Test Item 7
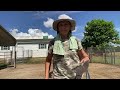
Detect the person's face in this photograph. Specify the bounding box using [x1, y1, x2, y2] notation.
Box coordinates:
[57, 21, 72, 36]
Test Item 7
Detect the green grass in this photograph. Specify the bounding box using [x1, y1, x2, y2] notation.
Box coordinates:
[115, 52, 120, 56]
[114, 52, 120, 65]
[0, 63, 7, 70]
[114, 57, 120, 65]
[91, 56, 105, 63]
[91, 54, 120, 65]
[23, 57, 46, 64]
[0, 59, 5, 65]
[8, 52, 120, 65]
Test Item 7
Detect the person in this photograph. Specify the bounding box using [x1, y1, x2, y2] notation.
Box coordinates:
[45, 18, 90, 79]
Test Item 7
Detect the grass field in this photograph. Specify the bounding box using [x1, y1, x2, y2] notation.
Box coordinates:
[91, 52, 120, 65]
[20, 57, 46, 64]
[0, 52, 120, 69]
[0, 59, 8, 70]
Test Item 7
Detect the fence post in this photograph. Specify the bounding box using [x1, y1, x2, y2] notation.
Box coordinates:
[89, 47, 92, 63]
[4, 52, 5, 64]
[104, 49, 107, 64]
[113, 48, 115, 64]
[14, 45, 17, 68]
[10, 51, 12, 65]
[28, 50, 29, 58]
[14, 51, 16, 68]
[23, 50, 24, 60]
[110, 49, 113, 64]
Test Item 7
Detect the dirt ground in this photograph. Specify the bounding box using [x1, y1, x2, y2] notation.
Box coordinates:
[0, 63, 120, 79]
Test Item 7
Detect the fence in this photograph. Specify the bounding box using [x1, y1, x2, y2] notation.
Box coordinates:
[16, 49, 48, 63]
[87, 47, 120, 65]
[0, 49, 47, 64]
[16, 50, 32, 63]
[0, 51, 14, 68]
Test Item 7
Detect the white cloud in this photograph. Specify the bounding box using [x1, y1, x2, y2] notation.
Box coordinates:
[28, 28, 43, 36]
[43, 18, 54, 28]
[48, 35, 54, 38]
[10, 28, 54, 39]
[73, 26, 78, 32]
[17, 32, 31, 37]
[10, 29, 19, 36]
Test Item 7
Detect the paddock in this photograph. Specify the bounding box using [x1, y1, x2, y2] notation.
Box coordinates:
[0, 63, 120, 79]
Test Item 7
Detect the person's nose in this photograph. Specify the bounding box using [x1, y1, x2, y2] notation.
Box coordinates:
[61, 25, 66, 30]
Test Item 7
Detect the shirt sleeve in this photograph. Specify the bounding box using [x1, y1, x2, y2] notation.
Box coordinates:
[76, 38, 83, 50]
[48, 39, 54, 54]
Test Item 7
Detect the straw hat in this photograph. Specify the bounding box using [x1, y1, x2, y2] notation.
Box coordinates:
[53, 19, 76, 31]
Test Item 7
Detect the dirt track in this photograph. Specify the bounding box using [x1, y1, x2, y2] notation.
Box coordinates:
[0, 63, 120, 79]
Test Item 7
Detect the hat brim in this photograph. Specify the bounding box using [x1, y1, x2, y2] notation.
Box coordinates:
[53, 19, 76, 31]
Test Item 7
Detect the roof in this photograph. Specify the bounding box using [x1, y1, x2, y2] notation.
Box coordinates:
[0, 25, 16, 46]
[17, 39, 52, 44]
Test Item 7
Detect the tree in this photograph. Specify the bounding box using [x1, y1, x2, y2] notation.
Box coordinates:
[82, 19, 119, 49]
[112, 39, 120, 44]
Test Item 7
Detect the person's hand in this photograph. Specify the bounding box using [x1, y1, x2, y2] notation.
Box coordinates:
[80, 59, 90, 63]
[80, 59, 90, 73]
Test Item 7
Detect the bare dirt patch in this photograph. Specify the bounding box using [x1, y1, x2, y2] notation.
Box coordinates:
[0, 63, 120, 79]
[89, 63, 120, 79]
[0, 64, 44, 79]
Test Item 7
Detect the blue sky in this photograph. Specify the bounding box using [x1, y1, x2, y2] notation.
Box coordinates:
[0, 11, 120, 40]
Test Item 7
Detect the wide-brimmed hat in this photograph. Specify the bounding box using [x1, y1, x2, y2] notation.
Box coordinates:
[53, 19, 76, 31]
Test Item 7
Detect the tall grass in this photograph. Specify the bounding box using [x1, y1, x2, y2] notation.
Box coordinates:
[23, 57, 46, 64]
[91, 56, 105, 63]
[91, 52, 120, 65]
[0, 59, 7, 69]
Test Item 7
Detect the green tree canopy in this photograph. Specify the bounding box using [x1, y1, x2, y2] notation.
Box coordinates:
[112, 39, 120, 44]
[82, 19, 119, 49]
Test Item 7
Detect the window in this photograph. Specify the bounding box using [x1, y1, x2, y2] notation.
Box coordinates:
[39, 44, 46, 49]
[1, 46, 10, 50]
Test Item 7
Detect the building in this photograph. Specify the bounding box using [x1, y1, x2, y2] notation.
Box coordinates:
[0, 25, 16, 68]
[16, 38, 51, 58]
[0, 25, 53, 66]
[0, 35, 52, 59]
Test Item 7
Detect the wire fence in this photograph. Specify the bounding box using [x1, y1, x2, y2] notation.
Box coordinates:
[87, 47, 120, 65]
[0, 51, 12, 64]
